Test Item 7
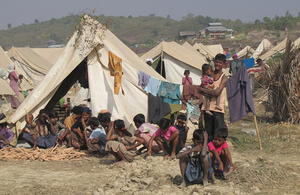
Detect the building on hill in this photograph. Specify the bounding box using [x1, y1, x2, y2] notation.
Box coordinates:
[179, 31, 196, 40]
[200, 23, 232, 39]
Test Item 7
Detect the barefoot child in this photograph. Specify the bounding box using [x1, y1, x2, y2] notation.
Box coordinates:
[49, 111, 71, 147]
[133, 113, 160, 155]
[23, 113, 38, 149]
[174, 114, 189, 146]
[177, 129, 213, 187]
[105, 119, 144, 164]
[86, 117, 106, 154]
[201, 64, 222, 116]
[147, 118, 182, 159]
[208, 128, 235, 179]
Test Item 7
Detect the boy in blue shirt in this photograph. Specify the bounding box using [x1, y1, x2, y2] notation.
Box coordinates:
[175, 114, 189, 146]
[86, 117, 106, 154]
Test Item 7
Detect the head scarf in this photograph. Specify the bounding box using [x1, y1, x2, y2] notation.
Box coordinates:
[7, 63, 15, 73]
[82, 107, 91, 115]
[232, 54, 239, 60]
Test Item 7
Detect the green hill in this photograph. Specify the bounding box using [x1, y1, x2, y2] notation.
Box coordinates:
[0, 12, 299, 55]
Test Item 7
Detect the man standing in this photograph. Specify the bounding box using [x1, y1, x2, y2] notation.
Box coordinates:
[198, 54, 228, 142]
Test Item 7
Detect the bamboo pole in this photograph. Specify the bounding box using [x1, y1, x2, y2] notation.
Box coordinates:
[253, 115, 262, 150]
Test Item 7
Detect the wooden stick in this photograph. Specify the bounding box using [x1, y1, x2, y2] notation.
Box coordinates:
[254, 115, 262, 150]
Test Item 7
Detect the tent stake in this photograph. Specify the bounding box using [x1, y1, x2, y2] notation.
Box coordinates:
[254, 115, 262, 150]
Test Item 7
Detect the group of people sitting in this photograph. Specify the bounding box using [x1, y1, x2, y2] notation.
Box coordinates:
[0, 53, 237, 187]
[1, 102, 236, 187]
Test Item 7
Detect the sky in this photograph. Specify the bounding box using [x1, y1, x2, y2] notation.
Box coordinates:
[0, 0, 300, 30]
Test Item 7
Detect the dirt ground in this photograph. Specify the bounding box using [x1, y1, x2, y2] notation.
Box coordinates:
[1, 97, 300, 195]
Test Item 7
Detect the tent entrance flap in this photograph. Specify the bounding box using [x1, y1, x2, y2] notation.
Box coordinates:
[153, 57, 166, 79]
[45, 60, 87, 111]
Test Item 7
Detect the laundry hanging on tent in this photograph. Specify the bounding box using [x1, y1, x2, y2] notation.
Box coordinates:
[148, 93, 171, 123]
[108, 51, 124, 95]
[138, 71, 151, 89]
[158, 81, 181, 104]
[229, 60, 243, 76]
[181, 85, 203, 110]
[227, 64, 256, 123]
[144, 76, 160, 96]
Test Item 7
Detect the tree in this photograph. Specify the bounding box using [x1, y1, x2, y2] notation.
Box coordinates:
[35, 19, 39, 24]
[7, 23, 12, 29]
[167, 15, 171, 19]
[128, 15, 132, 19]
[254, 19, 261, 25]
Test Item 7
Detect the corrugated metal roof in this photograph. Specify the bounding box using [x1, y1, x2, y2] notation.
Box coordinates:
[206, 26, 227, 31]
[179, 31, 196, 36]
[209, 23, 222, 26]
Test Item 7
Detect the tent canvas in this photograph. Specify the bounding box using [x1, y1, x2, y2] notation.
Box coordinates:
[230, 46, 255, 60]
[141, 41, 207, 85]
[8, 47, 53, 85]
[9, 15, 166, 133]
[260, 38, 287, 61]
[252, 39, 273, 59]
[32, 48, 64, 65]
[0, 46, 33, 91]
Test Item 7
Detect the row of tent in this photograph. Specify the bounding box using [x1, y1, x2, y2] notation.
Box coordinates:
[1, 15, 298, 132]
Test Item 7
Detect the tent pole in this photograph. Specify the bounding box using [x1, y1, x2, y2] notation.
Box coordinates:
[254, 115, 262, 150]
[160, 52, 164, 76]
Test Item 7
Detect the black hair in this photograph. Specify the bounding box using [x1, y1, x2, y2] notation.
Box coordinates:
[176, 114, 187, 121]
[114, 119, 132, 137]
[49, 110, 58, 119]
[158, 118, 170, 129]
[193, 129, 205, 141]
[202, 64, 212, 75]
[98, 112, 111, 123]
[214, 128, 228, 139]
[71, 106, 82, 115]
[256, 58, 262, 63]
[39, 109, 48, 116]
[133, 114, 145, 124]
[89, 117, 100, 127]
[215, 53, 226, 63]
[184, 70, 190, 75]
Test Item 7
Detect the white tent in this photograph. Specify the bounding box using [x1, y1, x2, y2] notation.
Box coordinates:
[141, 41, 207, 85]
[229, 46, 255, 60]
[252, 39, 273, 59]
[260, 38, 287, 61]
[9, 15, 166, 132]
[32, 47, 64, 65]
[0, 46, 33, 92]
[0, 78, 15, 114]
[8, 47, 53, 85]
[182, 42, 230, 76]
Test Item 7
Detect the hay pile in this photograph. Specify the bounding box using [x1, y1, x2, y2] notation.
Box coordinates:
[259, 37, 300, 123]
[0, 145, 87, 161]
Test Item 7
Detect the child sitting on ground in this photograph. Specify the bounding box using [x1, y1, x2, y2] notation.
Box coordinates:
[133, 113, 160, 155]
[177, 129, 213, 187]
[105, 119, 144, 164]
[147, 118, 182, 159]
[208, 128, 235, 180]
[174, 114, 189, 146]
[23, 113, 38, 149]
[201, 64, 222, 115]
[98, 111, 115, 135]
[86, 117, 106, 154]
[49, 111, 71, 147]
